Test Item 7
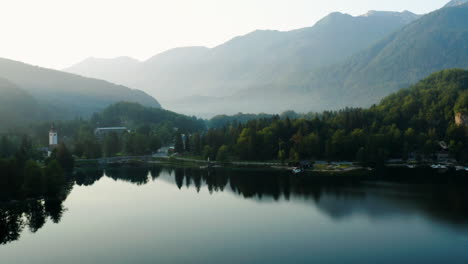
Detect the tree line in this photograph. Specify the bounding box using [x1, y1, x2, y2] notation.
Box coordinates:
[70, 102, 204, 158]
[12, 102, 206, 159]
[0, 135, 73, 201]
[177, 69, 468, 165]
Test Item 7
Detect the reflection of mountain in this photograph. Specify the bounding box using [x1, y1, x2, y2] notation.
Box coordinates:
[74, 166, 468, 231]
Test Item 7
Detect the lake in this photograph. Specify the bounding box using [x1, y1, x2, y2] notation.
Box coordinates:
[1, 166, 468, 264]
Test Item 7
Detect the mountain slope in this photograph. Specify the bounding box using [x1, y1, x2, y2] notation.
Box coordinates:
[444, 0, 468, 7]
[64, 56, 141, 87]
[0, 58, 161, 119]
[65, 10, 419, 111]
[303, 3, 468, 108]
[93, 102, 205, 132]
[375, 69, 468, 130]
[0, 77, 43, 129]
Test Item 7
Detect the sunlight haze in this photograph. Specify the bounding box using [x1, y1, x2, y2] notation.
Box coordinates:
[0, 0, 449, 69]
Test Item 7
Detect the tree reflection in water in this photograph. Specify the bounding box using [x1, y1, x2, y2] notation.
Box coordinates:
[0, 175, 73, 244]
[1, 166, 467, 245]
[96, 166, 468, 228]
[77, 166, 468, 228]
[0, 194, 69, 244]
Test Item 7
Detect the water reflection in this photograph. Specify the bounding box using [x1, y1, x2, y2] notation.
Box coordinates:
[76, 166, 468, 228]
[0, 178, 73, 245]
[0, 198, 68, 245]
[1, 166, 467, 245]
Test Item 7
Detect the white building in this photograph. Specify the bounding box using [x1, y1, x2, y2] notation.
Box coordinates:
[49, 125, 58, 146]
[48, 125, 58, 157]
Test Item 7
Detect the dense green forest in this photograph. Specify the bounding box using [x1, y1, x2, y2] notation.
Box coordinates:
[1, 70, 466, 169]
[179, 70, 468, 164]
[0, 135, 73, 201]
[0, 102, 194, 202]
[17, 102, 206, 159]
[207, 112, 307, 129]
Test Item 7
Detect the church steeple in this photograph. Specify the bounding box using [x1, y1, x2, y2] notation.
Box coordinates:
[49, 123, 58, 146]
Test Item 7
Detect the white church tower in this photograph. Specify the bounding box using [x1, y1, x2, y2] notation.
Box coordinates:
[47, 124, 58, 157]
[49, 124, 58, 147]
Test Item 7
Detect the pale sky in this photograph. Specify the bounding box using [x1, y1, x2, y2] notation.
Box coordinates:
[0, 0, 449, 69]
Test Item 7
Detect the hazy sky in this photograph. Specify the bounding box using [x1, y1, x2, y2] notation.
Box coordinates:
[0, 0, 449, 69]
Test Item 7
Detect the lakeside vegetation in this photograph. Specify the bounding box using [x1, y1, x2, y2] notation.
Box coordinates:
[0, 70, 466, 176]
[0, 136, 73, 201]
[179, 70, 467, 165]
[9, 102, 205, 159]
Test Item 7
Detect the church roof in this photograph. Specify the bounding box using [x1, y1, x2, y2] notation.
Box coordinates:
[49, 124, 57, 133]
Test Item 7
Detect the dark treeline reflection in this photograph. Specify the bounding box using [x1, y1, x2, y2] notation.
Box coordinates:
[74, 166, 468, 229]
[0, 182, 72, 245]
[3, 167, 467, 245]
[74, 167, 163, 186]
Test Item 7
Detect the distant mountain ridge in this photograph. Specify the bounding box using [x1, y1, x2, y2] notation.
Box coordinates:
[300, 2, 468, 108]
[0, 57, 161, 125]
[65, 10, 420, 116]
[65, 2, 468, 117]
[65, 56, 141, 88]
[444, 0, 468, 7]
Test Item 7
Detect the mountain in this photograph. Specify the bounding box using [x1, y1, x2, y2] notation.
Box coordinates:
[64, 56, 141, 87]
[0, 78, 43, 129]
[299, 2, 468, 109]
[0, 58, 161, 120]
[444, 0, 468, 7]
[65, 10, 419, 116]
[374, 69, 468, 130]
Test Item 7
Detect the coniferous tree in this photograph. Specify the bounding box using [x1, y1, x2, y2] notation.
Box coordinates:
[174, 133, 184, 153]
[53, 143, 74, 172]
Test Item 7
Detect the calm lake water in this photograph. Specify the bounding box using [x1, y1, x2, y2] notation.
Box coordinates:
[1, 166, 468, 264]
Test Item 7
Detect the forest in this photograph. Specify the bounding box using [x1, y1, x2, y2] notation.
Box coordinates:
[1, 69, 466, 169]
[0, 135, 73, 201]
[0, 102, 206, 159]
[178, 69, 468, 165]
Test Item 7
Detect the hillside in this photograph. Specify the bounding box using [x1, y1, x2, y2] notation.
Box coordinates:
[0, 58, 161, 120]
[64, 3, 468, 117]
[186, 69, 468, 163]
[65, 10, 419, 115]
[92, 102, 205, 132]
[374, 69, 468, 131]
[304, 3, 468, 108]
[0, 78, 43, 130]
[61, 56, 141, 88]
[445, 0, 468, 7]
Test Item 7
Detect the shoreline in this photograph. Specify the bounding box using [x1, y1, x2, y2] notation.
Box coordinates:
[75, 155, 468, 174]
